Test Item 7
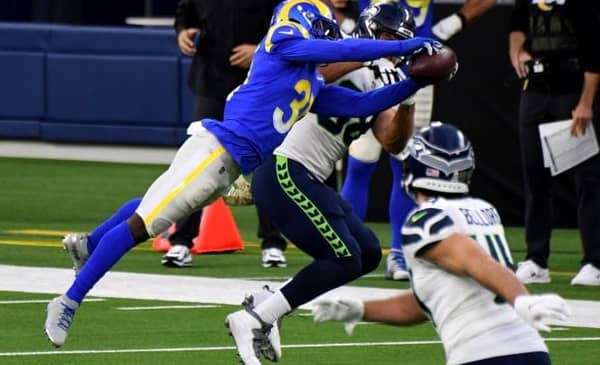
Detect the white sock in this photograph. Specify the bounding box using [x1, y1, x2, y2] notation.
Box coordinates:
[254, 290, 291, 324]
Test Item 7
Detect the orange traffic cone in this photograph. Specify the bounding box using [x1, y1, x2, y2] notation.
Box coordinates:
[191, 197, 244, 254]
[152, 224, 176, 252]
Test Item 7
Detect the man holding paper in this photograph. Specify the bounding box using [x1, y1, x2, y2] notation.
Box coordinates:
[508, 0, 600, 286]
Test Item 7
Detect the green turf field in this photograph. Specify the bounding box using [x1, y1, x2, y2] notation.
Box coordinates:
[1, 157, 599, 364]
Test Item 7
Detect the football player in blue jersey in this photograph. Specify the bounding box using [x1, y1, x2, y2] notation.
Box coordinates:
[344, 0, 495, 281]
[44, 0, 439, 351]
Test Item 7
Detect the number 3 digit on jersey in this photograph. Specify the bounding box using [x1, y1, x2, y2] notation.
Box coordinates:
[273, 79, 314, 133]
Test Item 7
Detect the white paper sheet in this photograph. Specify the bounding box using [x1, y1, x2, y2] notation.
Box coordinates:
[538, 120, 599, 176]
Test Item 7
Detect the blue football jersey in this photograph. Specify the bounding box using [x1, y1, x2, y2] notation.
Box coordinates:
[359, 0, 434, 37]
[202, 20, 426, 174]
[202, 22, 323, 174]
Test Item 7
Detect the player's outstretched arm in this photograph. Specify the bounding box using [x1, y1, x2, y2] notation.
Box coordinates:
[312, 293, 427, 335]
[432, 0, 496, 41]
[276, 36, 438, 64]
[372, 104, 415, 155]
[310, 78, 421, 118]
[420, 232, 571, 331]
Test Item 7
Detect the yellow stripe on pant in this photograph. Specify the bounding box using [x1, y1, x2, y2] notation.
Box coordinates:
[143, 146, 226, 226]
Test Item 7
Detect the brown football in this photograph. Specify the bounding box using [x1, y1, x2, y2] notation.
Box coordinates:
[408, 46, 458, 82]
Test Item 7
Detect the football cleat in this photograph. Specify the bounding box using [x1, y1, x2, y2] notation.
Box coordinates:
[63, 233, 90, 274]
[226, 309, 273, 365]
[515, 260, 550, 284]
[243, 286, 282, 361]
[571, 264, 600, 286]
[385, 248, 409, 281]
[44, 295, 79, 347]
[161, 245, 192, 268]
[261, 248, 287, 268]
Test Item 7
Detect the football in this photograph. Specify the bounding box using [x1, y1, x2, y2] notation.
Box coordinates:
[408, 46, 458, 82]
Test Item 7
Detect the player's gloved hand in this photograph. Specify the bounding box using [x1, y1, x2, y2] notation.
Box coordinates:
[432, 13, 465, 41]
[399, 37, 441, 56]
[312, 298, 364, 336]
[514, 294, 571, 332]
[223, 175, 254, 206]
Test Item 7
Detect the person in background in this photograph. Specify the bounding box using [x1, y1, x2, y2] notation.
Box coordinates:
[313, 122, 571, 365]
[342, 0, 495, 281]
[509, 0, 600, 286]
[165, 0, 285, 268]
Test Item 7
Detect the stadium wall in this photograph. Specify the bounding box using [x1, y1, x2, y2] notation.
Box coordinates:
[0, 22, 194, 146]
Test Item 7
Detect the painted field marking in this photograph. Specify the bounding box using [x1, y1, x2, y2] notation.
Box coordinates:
[2, 337, 600, 357]
[116, 304, 220, 311]
[0, 237, 262, 250]
[0, 298, 105, 305]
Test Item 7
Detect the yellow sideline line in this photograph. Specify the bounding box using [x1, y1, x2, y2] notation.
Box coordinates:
[0, 239, 261, 250]
[5, 229, 73, 236]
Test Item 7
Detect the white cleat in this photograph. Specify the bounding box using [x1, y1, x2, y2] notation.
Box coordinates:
[571, 264, 600, 286]
[161, 245, 193, 267]
[261, 248, 287, 268]
[515, 260, 551, 284]
[226, 310, 269, 365]
[63, 233, 89, 274]
[243, 286, 282, 362]
[44, 295, 78, 347]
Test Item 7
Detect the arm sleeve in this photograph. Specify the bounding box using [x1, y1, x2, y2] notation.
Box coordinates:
[274, 37, 430, 64]
[310, 78, 421, 118]
[174, 0, 202, 35]
[508, 0, 528, 34]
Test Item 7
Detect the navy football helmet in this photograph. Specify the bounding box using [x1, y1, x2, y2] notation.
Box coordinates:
[355, 1, 415, 40]
[401, 122, 475, 197]
[271, 0, 342, 40]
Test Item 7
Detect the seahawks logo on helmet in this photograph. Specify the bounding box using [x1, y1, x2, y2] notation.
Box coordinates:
[355, 1, 416, 40]
[401, 122, 475, 198]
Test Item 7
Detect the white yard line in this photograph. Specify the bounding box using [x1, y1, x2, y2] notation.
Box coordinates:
[0, 298, 105, 304]
[2, 337, 600, 357]
[116, 304, 220, 310]
[0, 264, 402, 310]
[2, 264, 600, 328]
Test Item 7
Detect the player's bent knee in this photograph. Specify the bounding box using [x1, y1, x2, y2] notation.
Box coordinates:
[337, 256, 364, 282]
[146, 217, 171, 238]
[127, 214, 150, 242]
[362, 245, 382, 274]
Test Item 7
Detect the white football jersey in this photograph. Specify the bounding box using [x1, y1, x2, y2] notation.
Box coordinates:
[402, 196, 547, 365]
[275, 58, 408, 181]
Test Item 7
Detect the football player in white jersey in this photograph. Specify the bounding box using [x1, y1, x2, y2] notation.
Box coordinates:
[312, 122, 571, 365]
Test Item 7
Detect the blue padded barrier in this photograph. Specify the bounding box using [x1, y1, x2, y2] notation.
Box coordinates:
[0, 51, 45, 119]
[48, 25, 178, 56]
[0, 22, 197, 146]
[41, 123, 177, 145]
[0, 23, 50, 51]
[0, 120, 40, 138]
[46, 54, 179, 125]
